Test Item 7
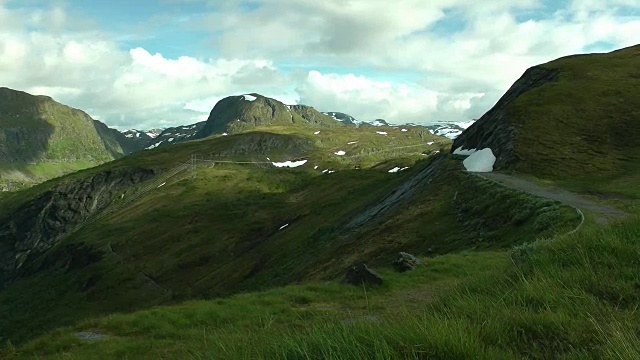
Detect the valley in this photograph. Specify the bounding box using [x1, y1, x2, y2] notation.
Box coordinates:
[0, 44, 639, 359]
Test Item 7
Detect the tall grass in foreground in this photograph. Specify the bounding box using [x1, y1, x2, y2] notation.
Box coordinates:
[9, 219, 640, 359]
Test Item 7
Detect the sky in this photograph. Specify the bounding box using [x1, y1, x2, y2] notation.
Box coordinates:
[0, 0, 639, 130]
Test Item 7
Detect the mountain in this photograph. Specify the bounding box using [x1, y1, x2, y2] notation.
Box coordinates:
[424, 123, 467, 139]
[121, 129, 153, 146]
[0, 87, 139, 190]
[452, 45, 640, 178]
[3, 47, 640, 360]
[145, 122, 205, 149]
[322, 111, 358, 125]
[194, 94, 341, 139]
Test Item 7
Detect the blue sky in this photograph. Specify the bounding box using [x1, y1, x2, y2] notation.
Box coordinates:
[1, 0, 639, 130]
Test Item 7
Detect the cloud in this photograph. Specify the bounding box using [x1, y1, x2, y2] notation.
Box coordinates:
[0, 0, 639, 130]
[296, 70, 484, 123]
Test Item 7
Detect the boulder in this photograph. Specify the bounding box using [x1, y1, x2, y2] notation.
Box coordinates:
[392, 252, 424, 272]
[345, 263, 383, 286]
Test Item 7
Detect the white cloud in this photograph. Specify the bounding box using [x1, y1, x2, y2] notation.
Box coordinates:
[297, 70, 484, 123]
[0, 1, 639, 130]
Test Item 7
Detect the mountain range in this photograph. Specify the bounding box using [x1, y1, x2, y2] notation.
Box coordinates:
[1, 45, 639, 359]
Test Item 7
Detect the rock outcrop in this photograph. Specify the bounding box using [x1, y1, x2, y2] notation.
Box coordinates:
[345, 263, 383, 286]
[392, 252, 424, 272]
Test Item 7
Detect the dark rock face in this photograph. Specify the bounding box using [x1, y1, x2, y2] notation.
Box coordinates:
[345, 263, 383, 286]
[0, 167, 155, 287]
[392, 252, 424, 272]
[451, 66, 559, 170]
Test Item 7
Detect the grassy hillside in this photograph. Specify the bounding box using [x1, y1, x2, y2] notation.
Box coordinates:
[8, 218, 638, 359]
[453, 45, 640, 193]
[511, 46, 640, 177]
[0, 88, 135, 190]
[0, 120, 579, 346]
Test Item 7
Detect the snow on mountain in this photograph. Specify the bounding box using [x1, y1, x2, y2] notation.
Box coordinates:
[322, 112, 358, 125]
[321, 111, 474, 139]
[423, 123, 469, 140]
[145, 121, 206, 150]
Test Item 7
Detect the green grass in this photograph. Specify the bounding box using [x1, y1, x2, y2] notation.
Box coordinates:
[505, 45, 640, 179]
[7, 218, 640, 359]
[0, 153, 578, 345]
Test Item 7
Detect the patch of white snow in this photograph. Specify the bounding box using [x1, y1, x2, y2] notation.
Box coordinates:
[334, 150, 346, 156]
[157, 182, 166, 188]
[168, 137, 175, 142]
[243, 94, 257, 101]
[272, 160, 308, 168]
[347, 141, 358, 145]
[376, 131, 388, 135]
[401, 129, 408, 132]
[463, 148, 496, 172]
[222, 133, 228, 136]
[388, 167, 401, 173]
[427, 141, 434, 145]
[314, 131, 321, 135]
[279, 224, 289, 230]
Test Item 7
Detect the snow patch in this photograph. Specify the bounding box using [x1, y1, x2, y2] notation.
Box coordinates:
[222, 133, 228, 136]
[243, 94, 257, 101]
[314, 131, 321, 135]
[401, 129, 408, 132]
[279, 224, 289, 230]
[168, 137, 175, 142]
[453, 147, 478, 156]
[157, 182, 166, 188]
[427, 141, 434, 145]
[334, 150, 346, 156]
[388, 167, 410, 173]
[146, 142, 161, 150]
[463, 148, 496, 172]
[314, 165, 319, 169]
[376, 131, 388, 135]
[272, 160, 308, 168]
[347, 141, 358, 145]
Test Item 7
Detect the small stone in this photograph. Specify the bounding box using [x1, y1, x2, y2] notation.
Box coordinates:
[392, 252, 424, 272]
[345, 263, 383, 286]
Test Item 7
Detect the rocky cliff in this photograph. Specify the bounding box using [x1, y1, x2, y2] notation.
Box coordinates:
[0, 167, 155, 287]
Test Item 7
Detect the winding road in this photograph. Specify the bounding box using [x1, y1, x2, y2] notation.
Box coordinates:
[476, 172, 627, 225]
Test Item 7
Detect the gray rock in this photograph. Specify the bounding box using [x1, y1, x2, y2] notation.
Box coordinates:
[392, 252, 424, 272]
[345, 263, 383, 286]
[76, 331, 108, 341]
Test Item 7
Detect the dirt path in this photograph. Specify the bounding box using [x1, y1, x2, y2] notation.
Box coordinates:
[477, 172, 627, 225]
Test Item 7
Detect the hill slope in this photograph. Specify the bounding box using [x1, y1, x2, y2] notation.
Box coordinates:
[0, 88, 139, 190]
[453, 45, 640, 180]
[0, 117, 582, 345]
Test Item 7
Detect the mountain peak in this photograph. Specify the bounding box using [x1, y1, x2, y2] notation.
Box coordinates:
[194, 94, 340, 139]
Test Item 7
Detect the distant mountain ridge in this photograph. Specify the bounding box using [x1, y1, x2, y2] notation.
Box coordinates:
[0, 87, 139, 189]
